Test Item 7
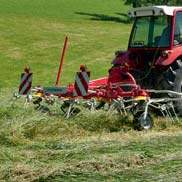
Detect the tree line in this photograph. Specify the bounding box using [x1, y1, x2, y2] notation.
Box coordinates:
[125, 0, 182, 8]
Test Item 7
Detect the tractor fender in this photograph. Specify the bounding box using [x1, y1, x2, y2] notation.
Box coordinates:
[112, 50, 137, 68]
[155, 46, 182, 66]
[112, 50, 128, 65]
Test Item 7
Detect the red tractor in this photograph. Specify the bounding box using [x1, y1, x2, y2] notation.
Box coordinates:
[111, 6, 182, 115]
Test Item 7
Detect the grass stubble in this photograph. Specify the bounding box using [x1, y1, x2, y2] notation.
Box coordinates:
[0, 90, 182, 181]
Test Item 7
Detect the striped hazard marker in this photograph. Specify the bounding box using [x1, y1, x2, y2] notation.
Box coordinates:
[19, 71, 33, 95]
[73, 71, 90, 97]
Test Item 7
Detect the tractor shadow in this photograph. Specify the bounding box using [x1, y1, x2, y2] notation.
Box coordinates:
[75, 12, 132, 24]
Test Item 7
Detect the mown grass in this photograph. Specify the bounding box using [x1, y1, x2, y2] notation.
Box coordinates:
[0, 89, 182, 181]
[1, 126, 182, 181]
[1, 0, 182, 181]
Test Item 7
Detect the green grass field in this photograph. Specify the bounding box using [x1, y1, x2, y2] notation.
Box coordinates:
[0, 0, 182, 181]
[0, 0, 131, 88]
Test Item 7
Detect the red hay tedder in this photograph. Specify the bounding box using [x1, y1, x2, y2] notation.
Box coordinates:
[16, 6, 182, 130]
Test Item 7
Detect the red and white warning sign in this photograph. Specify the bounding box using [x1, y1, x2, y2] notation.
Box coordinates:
[73, 71, 90, 97]
[19, 68, 32, 95]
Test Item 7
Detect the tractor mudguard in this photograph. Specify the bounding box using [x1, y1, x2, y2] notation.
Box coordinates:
[112, 50, 137, 69]
[112, 50, 128, 65]
[155, 46, 182, 66]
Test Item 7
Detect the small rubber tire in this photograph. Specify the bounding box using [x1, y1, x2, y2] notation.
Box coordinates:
[133, 112, 153, 131]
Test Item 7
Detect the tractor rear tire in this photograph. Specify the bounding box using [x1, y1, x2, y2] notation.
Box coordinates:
[155, 59, 182, 115]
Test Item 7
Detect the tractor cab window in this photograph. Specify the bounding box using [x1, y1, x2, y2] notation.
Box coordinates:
[174, 12, 182, 45]
[129, 16, 172, 48]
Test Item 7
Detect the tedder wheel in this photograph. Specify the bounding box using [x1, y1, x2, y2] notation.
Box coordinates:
[155, 59, 182, 115]
[133, 111, 153, 131]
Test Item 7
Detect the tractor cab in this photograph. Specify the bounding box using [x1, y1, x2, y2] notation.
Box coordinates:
[128, 6, 182, 48]
[129, 15, 172, 48]
[128, 6, 182, 68]
[112, 6, 182, 88]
